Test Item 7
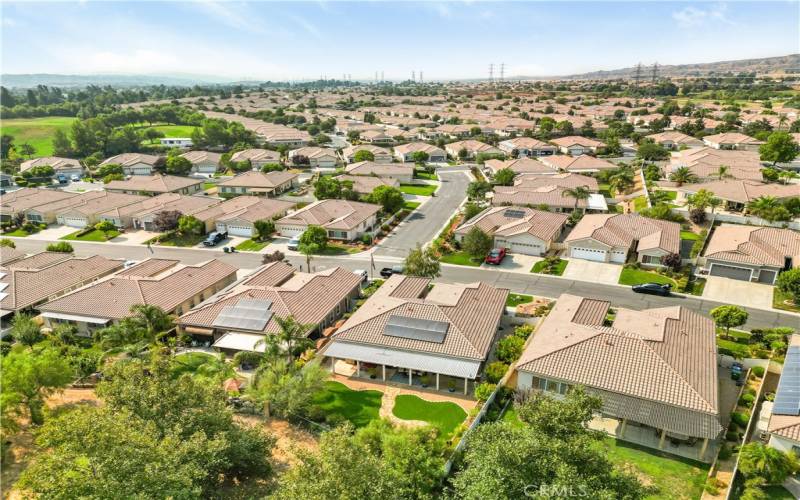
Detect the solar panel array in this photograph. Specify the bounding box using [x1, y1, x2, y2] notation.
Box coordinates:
[503, 209, 527, 219]
[213, 299, 273, 332]
[383, 314, 449, 344]
[773, 345, 800, 416]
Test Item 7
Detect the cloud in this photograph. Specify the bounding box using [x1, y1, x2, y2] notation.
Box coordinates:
[672, 3, 735, 28]
[192, 0, 266, 33]
[289, 15, 322, 40]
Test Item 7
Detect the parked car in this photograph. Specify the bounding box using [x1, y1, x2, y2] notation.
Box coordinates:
[202, 231, 227, 247]
[70, 174, 81, 182]
[353, 269, 368, 282]
[56, 174, 68, 184]
[485, 247, 507, 265]
[731, 362, 744, 381]
[380, 265, 404, 278]
[287, 235, 301, 251]
[631, 282, 671, 296]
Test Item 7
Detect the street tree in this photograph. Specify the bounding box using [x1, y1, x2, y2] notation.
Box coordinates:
[404, 243, 441, 278]
[710, 305, 748, 339]
[463, 227, 493, 260]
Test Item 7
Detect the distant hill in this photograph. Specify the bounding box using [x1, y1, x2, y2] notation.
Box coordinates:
[511, 54, 800, 81]
[0, 73, 239, 88]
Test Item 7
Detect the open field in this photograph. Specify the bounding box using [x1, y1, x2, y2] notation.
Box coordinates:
[1, 117, 77, 156]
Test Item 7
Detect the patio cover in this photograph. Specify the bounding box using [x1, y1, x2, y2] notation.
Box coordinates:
[323, 341, 482, 379]
[40, 312, 110, 325]
[212, 332, 266, 353]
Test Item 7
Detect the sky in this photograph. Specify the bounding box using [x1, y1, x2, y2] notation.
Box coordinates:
[1, 1, 798, 81]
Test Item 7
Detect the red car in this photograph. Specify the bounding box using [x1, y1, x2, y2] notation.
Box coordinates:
[485, 247, 507, 265]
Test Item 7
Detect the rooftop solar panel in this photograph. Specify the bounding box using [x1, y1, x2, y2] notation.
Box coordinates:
[773, 345, 800, 416]
[383, 314, 449, 343]
[212, 299, 273, 332]
[503, 209, 526, 219]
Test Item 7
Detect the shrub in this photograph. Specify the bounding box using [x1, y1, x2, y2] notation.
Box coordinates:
[0, 238, 15, 248]
[718, 444, 733, 460]
[739, 393, 756, 408]
[46, 242, 73, 253]
[752, 366, 765, 378]
[725, 430, 741, 442]
[513, 324, 534, 340]
[474, 382, 496, 402]
[484, 362, 509, 384]
[731, 411, 751, 428]
[496, 336, 525, 364]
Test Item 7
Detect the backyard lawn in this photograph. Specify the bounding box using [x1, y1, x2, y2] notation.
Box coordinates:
[440, 251, 481, 267]
[530, 258, 568, 276]
[773, 289, 800, 313]
[312, 381, 382, 428]
[236, 239, 269, 252]
[598, 437, 709, 500]
[618, 268, 676, 287]
[506, 293, 533, 308]
[680, 230, 700, 241]
[399, 184, 438, 196]
[1, 117, 77, 156]
[633, 196, 649, 212]
[392, 394, 466, 440]
[61, 229, 119, 242]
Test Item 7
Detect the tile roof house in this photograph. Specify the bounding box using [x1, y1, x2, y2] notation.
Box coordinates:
[538, 155, 618, 173]
[700, 224, 799, 284]
[191, 195, 294, 234]
[454, 206, 568, 256]
[55, 191, 148, 228]
[492, 173, 608, 212]
[20, 156, 83, 177]
[0, 253, 123, 321]
[341, 144, 393, 164]
[105, 174, 203, 196]
[498, 137, 557, 157]
[515, 294, 722, 460]
[668, 147, 764, 181]
[0, 246, 26, 266]
[323, 275, 509, 393]
[703, 133, 765, 151]
[276, 199, 380, 241]
[565, 213, 681, 266]
[288, 147, 338, 168]
[343, 161, 414, 183]
[1, 188, 79, 223]
[99, 193, 219, 230]
[217, 170, 299, 198]
[485, 158, 558, 176]
[645, 132, 704, 150]
[360, 129, 395, 145]
[180, 150, 222, 174]
[680, 179, 799, 209]
[230, 149, 282, 169]
[444, 140, 503, 160]
[99, 153, 160, 176]
[40, 259, 238, 336]
[393, 142, 447, 163]
[177, 262, 361, 352]
[334, 175, 399, 195]
[549, 136, 606, 155]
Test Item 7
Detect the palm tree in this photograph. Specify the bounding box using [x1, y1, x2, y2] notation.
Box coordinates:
[561, 185, 591, 210]
[709, 197, 723, 214]
[669, 166, 698, 187]
[255, 315, 315, 363]
[739, 442, 798, 484]
[778, 114, 789, 131]
[716, 165, 731, 180]
[609, 169, 634, 195]
[747, 195, 779, 218]
[778, 169, 798, 185]
[128, 304, 175, 345]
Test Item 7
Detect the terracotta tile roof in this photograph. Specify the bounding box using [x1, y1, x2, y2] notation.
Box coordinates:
[539, 155, 617, 172]
[670, 147, 763, 181]
[0, 247, 26, 265]
[277, 199, 380, 231]
[549, 136, 605, 148]
[342, 144, 392, 161]
[230, 149, 281, 163]
[289, 147, 337, 159]
[445, 140, 502, 155]
[116, 259, 178, 277]
[20, 156, 82, 173]
[393, 142, 445, 156]
[105, 175, 202, 194]
[40, 259, 237, 320]
[499, 137, 555, 150]
[192, 196, 293, 224]
[240, 261, 296, 287]
[704, 224, 800, 268]
[217, 170, 298, 189]
[344, 161, 413, 178]
[180, 150, 221, 165]
[566, 213, 680, 254]
[682, 179, 798, 204]
[485, 158, 557, 175]
[455, 206, 568, 243]
[646, 131, 702, 144]
[334, 175, 398, 194]
[517, 294, 721, 438]
[703, 132, 764, 146]
[100, 153, 160, 167]
[0, 188, 78, 215]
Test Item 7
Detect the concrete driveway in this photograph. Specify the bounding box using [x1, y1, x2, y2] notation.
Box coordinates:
[561, 259, 623, 285]
[703, 276, 774, 309]
[111, 230, 161, 245]
[482, 253, 542, 274]
[26, 225, 78, 240]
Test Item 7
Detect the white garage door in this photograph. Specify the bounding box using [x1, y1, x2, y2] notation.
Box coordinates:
[610, 250, 627, 263]
[570, 247, 607, 262]
[61, 216, 88, 228]
[279, 226, 305, 237]
[226, 224, 253, 237]
[508, 242, 543, 256]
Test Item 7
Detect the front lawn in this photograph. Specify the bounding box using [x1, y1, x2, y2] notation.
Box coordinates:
[773, 289, 800, 313]
[154, 232, 205, 247]
[236, 239, 269, 252]
[2, 229, 30, 237]
[316, 243, 360, 255]
[530, 258, 567, 276]
[414, 171, 438, 181]
[440, 251, 481, 267]
[399, 183, 438, 196]
[506, 293, 533, 308]
[618, 268, 677, 287]
[311, 381, 382, 428]
[403, 201, 421, 210]
[392, 394, 466, 441]
[598, 437, 709, 500]
[61, 229, 120, 242]
[680, 230, 700, 241]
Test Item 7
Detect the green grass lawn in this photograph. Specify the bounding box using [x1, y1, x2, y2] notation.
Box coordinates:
[399, 183, 438, 196]
[138, 124, 198, 142]
[312, 381, 382, 428]
[156, 232, 205, 247]
[618, 268, 677, 287]
[316, 243, 360, 255]
[1, 117, 77, 156]
[506, 293, 534, 308]
[2, 229, 31, 237]
[236, 239, 269, 252]
[530, 259, 568, 276]
[764, 485, 794, 499]
[440, 251, 481, 267]
[598, 437, 709, 500]
[414, 171, 438, 181]
[403, 201, 421, 210]
[203, 182, 216, 191]
[680, 230, 700, 241]
[773, 289, 800, 313]
[633, 196, 649, 212]
[501, 407, 525, 428]
[716, 337, 750, 358]
[392, 394, 466, 441]
[60, 229, 120, 242]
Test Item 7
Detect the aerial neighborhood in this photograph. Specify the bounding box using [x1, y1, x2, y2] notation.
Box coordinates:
[0, 1, 799, 497]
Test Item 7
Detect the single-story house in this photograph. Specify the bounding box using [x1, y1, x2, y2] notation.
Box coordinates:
[99, 193, 219, 230]
[99, 153, 160, 176]
[55, 191, 147, 228]
[445, 140, 502, 160]
[276, 199, 380, 241]
[668, 147, 764, 181]
[498, 137, 557, 157]
[549, 136, 606, 156]
[645, 132, 703, 150]
[454, 206, 568, 256]
[485, 158, 559, 177]
[702, 133, 765, 151]
[343, 161, 414, 183]
[105, 174, 203, 196]
[3, 188, 81, 224]
[394, 142, 447, 163]
[565, 213, 680, 265]
[177, 262, 361, 352]
[160, 137, 193, 148]
[432, 124, 475, 139]
[701, 224, 799, 284]
[192, 196, 294, 235]
[515, 294, 722, 461]
[323, 275, 508, 394]
[181, 150, 222, 174]
[217, 170, 299, 198]
[360, 130, 395, 145]
[230, 149, 282, 169]
[20, 156, 83, 177]
[257, 125, 311, 147]
[538, 155, 617, 173]
[492, 173, 608, 212]
[288, 147, 338, 168]
[334, 175, 399, 195]
[341, 145, 393, 164]
[40, 259, 238, 336]
[679, 179, 799, 211]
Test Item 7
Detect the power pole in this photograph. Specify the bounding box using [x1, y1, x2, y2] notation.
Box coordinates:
[412, 70, 416, 83]
[419, 70, 423, 83]
[633, 62, 643, 88]
[488, 63, 494, 83]
[500, 62, 505, 83]
[651, 62, 659, 83]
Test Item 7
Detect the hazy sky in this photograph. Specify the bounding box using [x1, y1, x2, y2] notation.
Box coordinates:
[2, 1, 798, 81]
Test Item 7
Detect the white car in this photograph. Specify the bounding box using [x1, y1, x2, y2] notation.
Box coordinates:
[353, 269, 368, 282]
[287, 235, 301, 251]
[70, 174, 81, 182]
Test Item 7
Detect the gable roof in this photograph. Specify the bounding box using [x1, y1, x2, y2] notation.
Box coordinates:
[456, 206, 568, 242]
[539, 155, 617, 172]
[681, 179, 798, 204]
[703, 224, 800, 268]
[703, 132, 764, 146]
[277, 199, 380, 231]
[344, 161, 413, 177]
[217, 170, 298, 189]
[100, 153, 160, 167]
[180, 150, 222, 165]
[20, 156, 82, 173]
[485, 158, 557, 175]
[549, 136, 605, 148]
[105, 175, 202, 194]
[566, 213, 680, 254]
[230, 149, 281, 163]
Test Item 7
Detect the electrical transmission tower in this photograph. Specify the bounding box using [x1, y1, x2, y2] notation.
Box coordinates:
[488, 63, 494, 83]
[380, 71, 384, 82]
[500, 63, 505, 83]
[412, 70, 416, 83]
[633, 63, 643, 88]
[651, 62, 659, 83]
[419, 71, 423, 83]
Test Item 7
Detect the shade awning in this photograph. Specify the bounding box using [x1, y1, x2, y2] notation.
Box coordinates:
[323, 341, 482, 379]
[587, 193, 609, 211]
[41, 312, 110, 325]
[212, 332, 266, 353]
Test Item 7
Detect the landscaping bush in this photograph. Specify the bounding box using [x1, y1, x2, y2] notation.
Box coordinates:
[731, 411, 751, 428]
[725, 430, 741, 442]
[739, 393, 756, 408]
[474, 382, 496, 402]
[46, 242, 73, 253]
[513, 324, 534, 340]
[484, 362, 509, 384]
[496, 336, 525, 364]
[752, 366, 765, 378]
[718, 444, 733, 460]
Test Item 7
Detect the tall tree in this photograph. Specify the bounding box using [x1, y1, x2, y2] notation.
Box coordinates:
[710, 305, 748, 339]
[404, 243, 441, 278]
[462, 227, 493, 260]
[10, 313, 44, 348]
[669, 166, 698, 186]
[561, 185, 591, 210]
[759, 132, 799, 165]
[1, 345, 73, 425]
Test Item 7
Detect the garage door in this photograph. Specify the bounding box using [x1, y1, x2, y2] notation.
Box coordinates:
[61, 216, 88, 228]
[710, 264, 752, 281]
[508, 242, 543, 256]
[227, 224, 253, 237]
[757, 270, 777, 284]
[610, 250, 627, 263]
[570, 247, 607, 262]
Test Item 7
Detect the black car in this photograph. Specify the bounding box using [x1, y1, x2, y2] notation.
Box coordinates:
[631, 282, 671, 296]
[202, 231, 228, 247]
[380, 265, 404, 278]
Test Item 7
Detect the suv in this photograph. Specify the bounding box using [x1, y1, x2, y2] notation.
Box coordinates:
[631, 282, 671, 296]
[380, 265, 404, 278]
[287, 235, 301, 251]
[202, 231, 227, 247]
[56, 174, 68, 184]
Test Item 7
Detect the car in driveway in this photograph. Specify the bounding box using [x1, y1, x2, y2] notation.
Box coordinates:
[380, 265, 404, 278]
[287, 235, 301, 251]
[631, 282, 671, 296]
[485, 248, 507, 265]
[202, 231, 227, 247]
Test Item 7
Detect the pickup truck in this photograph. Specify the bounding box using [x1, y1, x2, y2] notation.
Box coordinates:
[202, 231, 228, 247]
[380, 265, 404, 278]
